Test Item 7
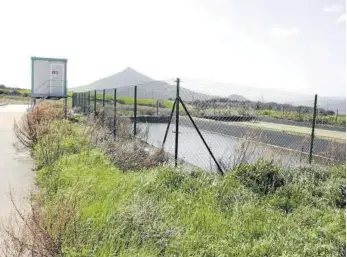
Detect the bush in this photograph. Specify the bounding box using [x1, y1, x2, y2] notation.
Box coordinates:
[266, 165, 346, 213]
[13, 103, 63, 150]
[116, 99, 126, 104]
[215, 173, 254, 212]
[105, 140, 168, 171]
[233, 160, 285, 195]
[140, 107, 155, 115]
[9, 90, 21, 96]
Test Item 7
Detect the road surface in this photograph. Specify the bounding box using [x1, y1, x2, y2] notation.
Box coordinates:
[0, 105, 33, 222]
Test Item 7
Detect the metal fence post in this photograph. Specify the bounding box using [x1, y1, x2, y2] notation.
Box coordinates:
[88, 91, 91, 114]
[102, 89, 105, 108]
[72, 93, 75, 108]
[179, 97, 224, 175]
[134, 86, 137, 136]
[83, 92, 86, 114]
[82, 93, 84, 111]
[309, 94, 318, 164]
[156, 100, 159, 116]
[64, 97, 67, 119]
[94, 90, 97, 114]
[114, 88, 117, 139]
[175, 78, 180, 167]
[81, 93, 83, 112]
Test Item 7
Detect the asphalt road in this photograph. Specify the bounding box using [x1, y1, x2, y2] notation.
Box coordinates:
[0, 105, 33, 222]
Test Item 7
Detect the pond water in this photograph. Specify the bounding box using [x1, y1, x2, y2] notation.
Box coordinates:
[138, 123, 310, 172]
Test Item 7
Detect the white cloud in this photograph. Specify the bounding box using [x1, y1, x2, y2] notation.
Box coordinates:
[335, 13, 346, 23]
[268, 27, 300, 37]
[323, 4, 343, 12]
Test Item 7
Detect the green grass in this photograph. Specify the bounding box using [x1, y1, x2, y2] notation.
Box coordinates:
[257, 109, 346, 127]
[92, 93, 174, 109]
[0, 88, 73, 97]
[32, 120, 346, 256]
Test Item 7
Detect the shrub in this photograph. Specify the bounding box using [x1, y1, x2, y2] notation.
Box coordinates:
[105, 140, 168, 171]
[266, 165, 346, 213]
[34, 121, 91, 169]
[116, 99, 126, 104]
[233, 160, 285, 195]
[215, 173, 254, 212]
[0, 192, 66, 256]
[13, 103, 62, 150]
[9, 90, 21, 96]
[142, 107, 155, 115]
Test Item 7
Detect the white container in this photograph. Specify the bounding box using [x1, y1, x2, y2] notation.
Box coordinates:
[31, 57, 67, 98]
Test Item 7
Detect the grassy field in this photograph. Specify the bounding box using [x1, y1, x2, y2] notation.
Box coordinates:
[4, 104, 344, 256]
[92, 93, 174, 109]
[35, 123, 346, 256]
[256, 109, 346, 128]
[0, 88, 73, 96]
[238, 121, 346, 142]
[0, 95, 32, 104]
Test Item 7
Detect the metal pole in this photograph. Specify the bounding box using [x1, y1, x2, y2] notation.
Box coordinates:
[309, 94, 318, 164]
[88, 91, 91, 114]
[85, 92, 87, 114]
[134, 86, 137, 136]
[114, 88, 117, 139]
[179, 97, 224, 175]
[102, 89, 105, 108]
[94, 90, 97, 114]
[72, 93, 75, 108]
[81, 93, 84, 112]
[83, 92, 86, 114]
[64, 97, 67, 119]
[162, 99, 177, 146]
[175, 78, 180, 167]
[156, 100, 159, 116]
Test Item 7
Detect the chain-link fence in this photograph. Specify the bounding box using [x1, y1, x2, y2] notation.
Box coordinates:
[72, 78, 346, 174]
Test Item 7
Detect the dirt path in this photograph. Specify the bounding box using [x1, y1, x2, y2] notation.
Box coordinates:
[0, 105, 33, 220]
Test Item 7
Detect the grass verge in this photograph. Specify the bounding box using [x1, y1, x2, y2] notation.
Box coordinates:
[2, 103, 346, 256]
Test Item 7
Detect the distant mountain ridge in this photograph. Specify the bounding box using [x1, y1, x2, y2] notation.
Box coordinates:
[228, 94, 248, 101]
[181, 78, 346, 114]
[71, 68, 346, 114]
[70, 67, 217, 101]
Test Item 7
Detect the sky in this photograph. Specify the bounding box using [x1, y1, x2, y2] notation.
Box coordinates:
[0, 0, 345, 97]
